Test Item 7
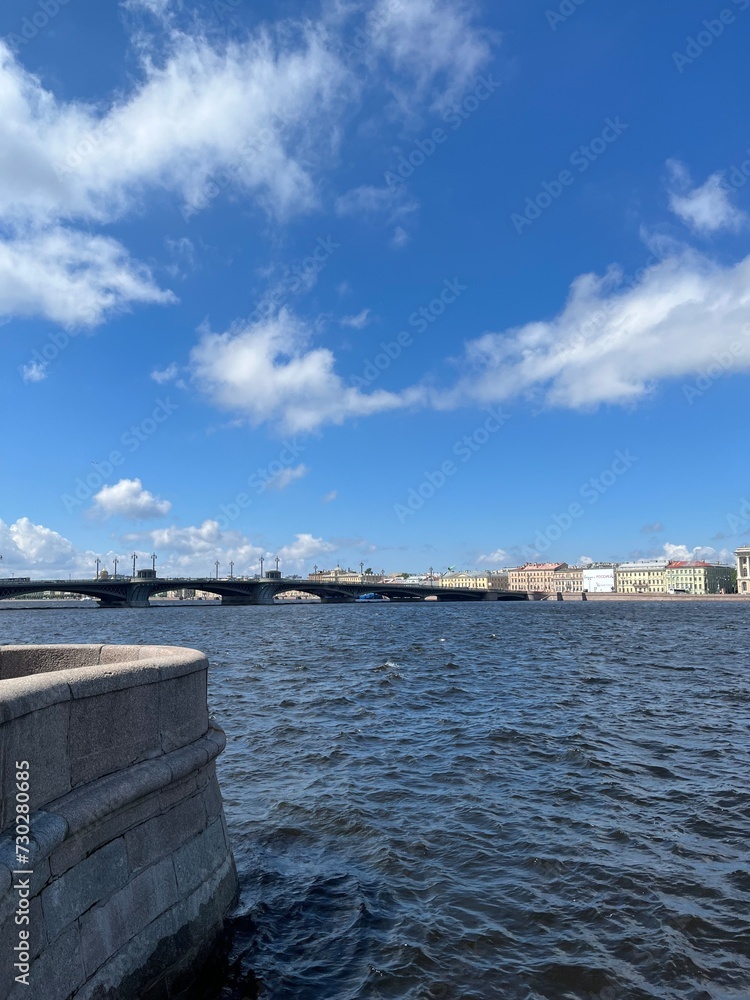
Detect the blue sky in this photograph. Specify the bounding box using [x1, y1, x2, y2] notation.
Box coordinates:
[1, 0, 749, 579]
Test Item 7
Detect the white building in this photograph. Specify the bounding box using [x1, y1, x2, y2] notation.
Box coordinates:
[736, 547, 750, 594]
[582, 565, 617, 593]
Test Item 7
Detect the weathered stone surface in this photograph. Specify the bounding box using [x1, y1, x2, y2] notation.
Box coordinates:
[80, 855, 179, 977]
[125, 792, 207, 874]
[159, 670, 208, 753]
[172, 817, 227, 896]
[0, 645, 101, 680]
[42, 838, 129, 943]
[7, 923, 85, 1000]
[70, 685, 161, 787]
[71, 908, 179, 1000]
[0, 644, 238, 1000]
[0, 702, 71, 828]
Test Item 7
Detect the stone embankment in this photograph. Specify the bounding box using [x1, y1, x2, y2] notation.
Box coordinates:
[0, 644, 238, 1000]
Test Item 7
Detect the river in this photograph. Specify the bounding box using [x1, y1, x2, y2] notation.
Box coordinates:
[2, 601, 749, 999]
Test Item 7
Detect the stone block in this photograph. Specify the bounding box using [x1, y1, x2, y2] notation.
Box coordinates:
[0, 702, 71, 828]
[7, 923, 84, 1000]
[202, 771, 224, 821]
[159, 670, 208, 753]
[0, 645, 101, 680]
[125, 793, 207, 874]
[70, 686, 161, 787]
[46, 758, 171, 839]
[97, 646, 143, 665]
[42, 838, 128, 943]
[72, 908, 178, 1000]
[49, 790, 160, 879]
[158, 772, 197, 813]
[80, 855, 178, 977]
[172, 818, 228, 897]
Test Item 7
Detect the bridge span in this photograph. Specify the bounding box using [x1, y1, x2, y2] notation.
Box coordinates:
[0, 577, 530, 608]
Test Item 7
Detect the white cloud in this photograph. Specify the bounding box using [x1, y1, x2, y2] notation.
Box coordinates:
[439, 246, 750, 411]
[189, 307, 424, 432]
[477, 548, 510, 565]
[340, 308, 372, 329]
[137, 519, 264, 575]
[0, 517, 81, 571]
[277, 533, 336, 569]
[662, 542, 732, 564]
[266, 464, 309, 491]
[0, 227, 174, 328]
[92, 478, 172, 520]
[151, 362, 180, 384]
[391, 225, 410, 248]
[0, 2, 494, 330]
[322, 490, 338, 503]
[579, 555, 594, 566]
[667, 160, 746, 234]
[20, 360, 47, 383]
[367, 0, 494, 115]
[335, 183, 417, 219]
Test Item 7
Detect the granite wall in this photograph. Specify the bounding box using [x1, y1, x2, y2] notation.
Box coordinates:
[0, 644, 238, 1000]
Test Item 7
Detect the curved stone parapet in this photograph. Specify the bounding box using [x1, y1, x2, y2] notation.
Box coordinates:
[0, 644, 238, 1000]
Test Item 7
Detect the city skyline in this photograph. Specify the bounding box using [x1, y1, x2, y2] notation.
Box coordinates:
[2, 1, 750, 578]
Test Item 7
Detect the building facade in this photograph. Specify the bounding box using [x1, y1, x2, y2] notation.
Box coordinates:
[737, 547, 750, 594]
[554, 566, 584, 592]
[440, 571, 509, 590]
[582, 565, 617, 593]
[615, 559, 668, 593]
[508, 563, 567, 592]
[666, 561, 736, 594]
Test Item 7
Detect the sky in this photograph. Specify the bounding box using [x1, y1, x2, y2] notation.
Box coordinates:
[1, 0, 750, 580]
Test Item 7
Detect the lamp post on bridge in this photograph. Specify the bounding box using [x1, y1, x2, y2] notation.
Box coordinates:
[259, 556, 264, 579]
[275, 556, 280, 574]
[360, 561, 364, 579]
[132, 552, 138, 577]
[113, 557, 118, 580]
[229, 561, 234, 579]
[151, 553, 157, 574]
[215, 561, 220, 580]
[95, 557, 101, 580]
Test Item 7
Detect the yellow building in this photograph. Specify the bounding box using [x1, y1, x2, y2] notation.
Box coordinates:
[615, 559, 668, 594]
[665, 561, 736, 594]
[508, 563, 567, 592]
[440, 571, 509, 590]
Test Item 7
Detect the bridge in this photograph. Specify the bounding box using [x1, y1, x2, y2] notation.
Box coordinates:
[0, 577, 530, 608]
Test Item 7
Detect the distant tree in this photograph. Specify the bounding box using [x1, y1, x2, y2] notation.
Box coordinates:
[365, 567, 373, 575]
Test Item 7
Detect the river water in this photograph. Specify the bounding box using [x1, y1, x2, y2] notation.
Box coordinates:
[2, 601, 749, 999]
